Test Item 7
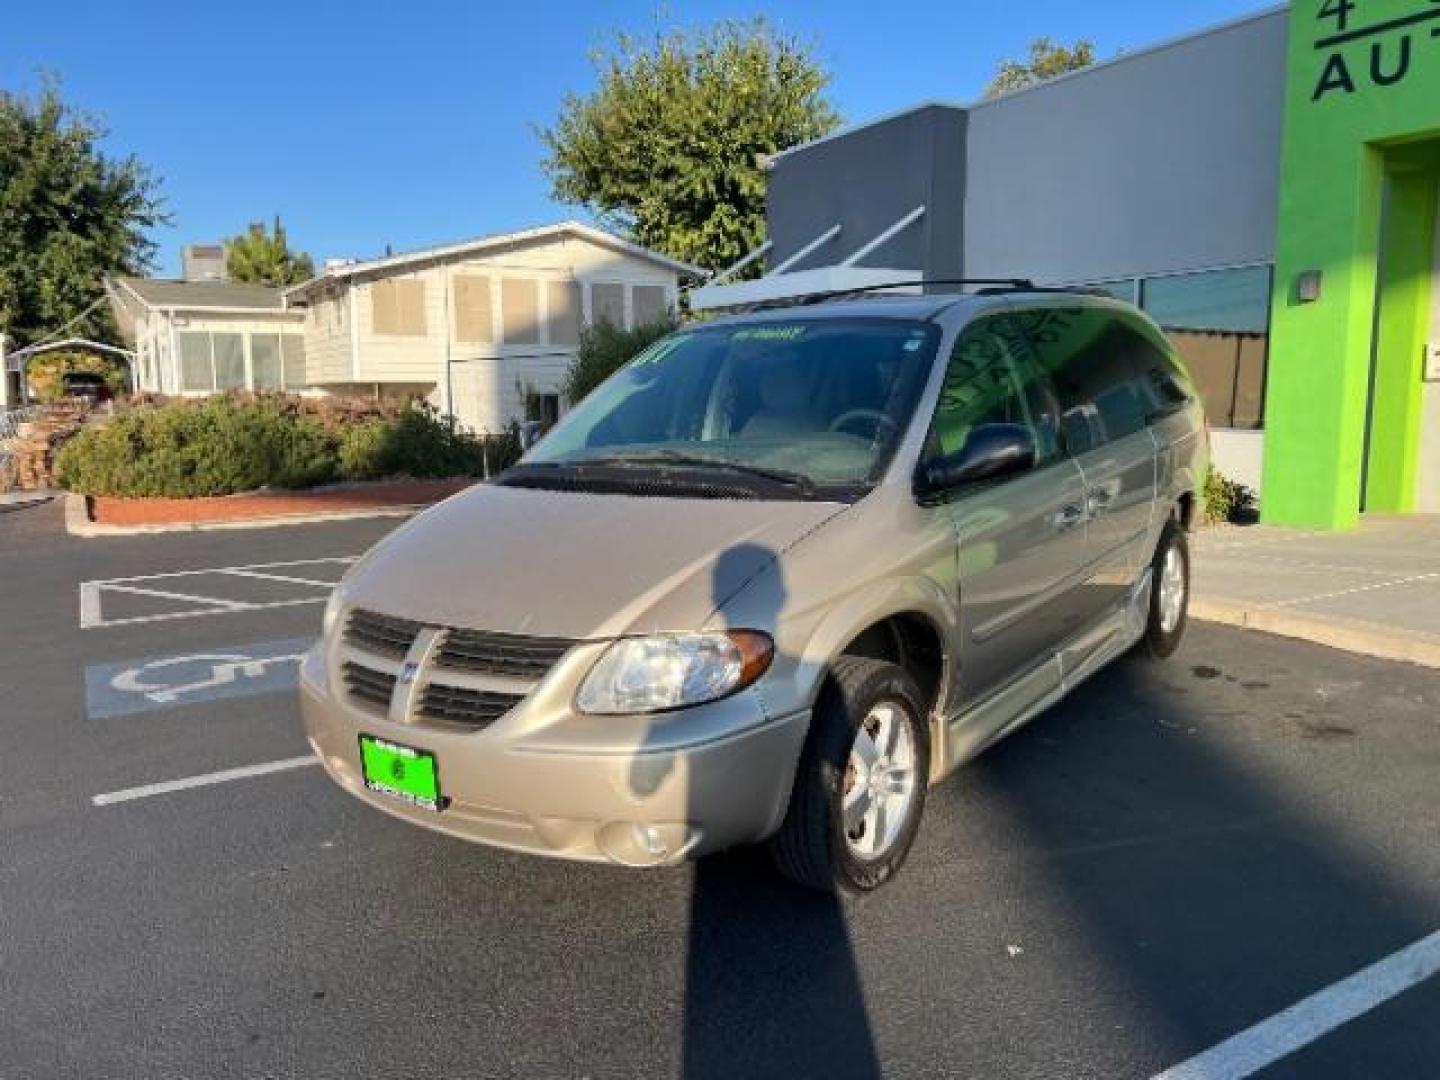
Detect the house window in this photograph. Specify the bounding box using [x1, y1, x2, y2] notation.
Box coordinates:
[178, 332, 213, 391]
[526, 391, 561, 431]
[632, 284, 667, 327]
[547, 280, 581, 346]
[371, 279, 427, 336]
[213, 333, 245, 390]
[251, 334, 283, 389]
[454, 275, 493, 343]
[501, 278, 540, 345]
[590, 282, 625, 328]
[281, 335, 307, 390]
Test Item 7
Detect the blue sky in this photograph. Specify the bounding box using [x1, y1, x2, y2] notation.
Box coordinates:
[6, 0, 1272, 277]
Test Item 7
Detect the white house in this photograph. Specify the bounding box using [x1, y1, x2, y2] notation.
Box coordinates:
[107, 221, 701, 433]
[284, 221, 699, 432]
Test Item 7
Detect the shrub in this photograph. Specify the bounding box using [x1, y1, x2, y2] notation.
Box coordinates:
[1203, 468, 1256, 525]
[564, 315, 680, 405]
[56, 392, 519, 498]
[57, 396, 336, 497]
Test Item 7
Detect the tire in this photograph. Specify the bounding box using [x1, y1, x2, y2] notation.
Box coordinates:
[768, 656, 930, 894]
[1136, 518, 1190, 660]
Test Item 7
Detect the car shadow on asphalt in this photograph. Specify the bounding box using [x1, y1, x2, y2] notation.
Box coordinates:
[918, 637, 1440, 1075]
[619, 533, 1440, 1078]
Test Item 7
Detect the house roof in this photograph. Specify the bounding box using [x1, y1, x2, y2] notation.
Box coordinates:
[284, 220, 706, 298]
[113, 277, 289, 312]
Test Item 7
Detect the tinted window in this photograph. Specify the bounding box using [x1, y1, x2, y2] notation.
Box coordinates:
[1017, 307, 1159, 454]
[925, 314, 1060, 466]
[1141, 265, 1270, 429]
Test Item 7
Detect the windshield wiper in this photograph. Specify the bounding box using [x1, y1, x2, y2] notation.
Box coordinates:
[584, 451, 817, 497]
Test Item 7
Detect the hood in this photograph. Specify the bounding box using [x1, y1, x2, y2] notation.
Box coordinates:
[342, 483, 846, 640]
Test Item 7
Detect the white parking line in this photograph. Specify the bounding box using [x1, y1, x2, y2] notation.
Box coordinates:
[1152, 929, 1440, 1079]
[101, 582, 252, 610]
[91, 755, 319, 806]
[80, 557, 358, 629]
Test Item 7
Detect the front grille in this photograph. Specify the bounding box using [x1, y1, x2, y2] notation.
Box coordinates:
[417, 683, 524, 729]
[345, 609, 423, 660]
[434, 628, 576, 679]
[343, 661, 397, 712]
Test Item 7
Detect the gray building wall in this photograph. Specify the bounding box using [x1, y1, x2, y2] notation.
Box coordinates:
[962, 9, 1288, 284]
[764, 9, 1288, 288]
[766, 105, 967, 279]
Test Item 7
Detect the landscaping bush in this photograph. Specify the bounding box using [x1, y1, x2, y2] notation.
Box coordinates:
[56, 392, 519, 498]
[1203, 467, 1257, 525]
[564, 315, 680, 405]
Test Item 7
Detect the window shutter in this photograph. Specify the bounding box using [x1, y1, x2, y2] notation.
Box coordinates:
[547, 280, 581, 346]
[501, 278, 540, 345]
[455, 275, 493, 343]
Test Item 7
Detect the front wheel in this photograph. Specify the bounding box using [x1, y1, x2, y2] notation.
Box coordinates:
[768, 656, 930, 893]
[1136, 518, 1190, 660]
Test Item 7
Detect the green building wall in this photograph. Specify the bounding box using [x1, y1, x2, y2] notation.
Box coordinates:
[1265, 0, 1440, 528]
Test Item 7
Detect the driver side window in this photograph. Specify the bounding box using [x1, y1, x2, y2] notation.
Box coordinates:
[925, 315, 1059, 464]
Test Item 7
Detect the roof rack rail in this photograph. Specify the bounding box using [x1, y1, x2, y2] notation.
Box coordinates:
[726, 277, 1114, 314]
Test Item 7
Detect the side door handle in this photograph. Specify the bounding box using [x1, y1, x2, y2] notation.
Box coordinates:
[1053, 504, 1085, 532]
[1086, 483, 1118, 517]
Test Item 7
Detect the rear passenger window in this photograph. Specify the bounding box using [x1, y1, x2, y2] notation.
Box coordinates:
[925, 314, 1060, 464]
[1018, 307, 1163, 455]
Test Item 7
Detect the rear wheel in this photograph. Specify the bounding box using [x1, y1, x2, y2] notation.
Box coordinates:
[1136, 518, 1190, 660]
[768, 656, 930, 893]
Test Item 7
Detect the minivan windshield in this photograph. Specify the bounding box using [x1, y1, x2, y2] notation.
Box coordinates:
[522, 318, 940, 492]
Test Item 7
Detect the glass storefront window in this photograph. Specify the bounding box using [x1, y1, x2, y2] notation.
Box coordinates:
[1141, 265, 1271, 429]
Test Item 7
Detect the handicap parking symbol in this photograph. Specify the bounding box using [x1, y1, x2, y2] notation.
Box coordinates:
[85, 636, 315, 719]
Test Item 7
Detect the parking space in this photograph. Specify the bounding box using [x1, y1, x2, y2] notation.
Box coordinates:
[79, 557, 355, 628]
[3, 498, 1440, 1078]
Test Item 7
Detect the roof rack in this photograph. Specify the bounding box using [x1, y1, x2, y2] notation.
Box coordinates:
[779, 278, 1112, 307]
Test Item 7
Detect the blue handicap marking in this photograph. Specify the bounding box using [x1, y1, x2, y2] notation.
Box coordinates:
[85, 636, 315, 719]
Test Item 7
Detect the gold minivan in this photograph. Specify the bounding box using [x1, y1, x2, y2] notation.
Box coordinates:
[300, 287, 1207, 892]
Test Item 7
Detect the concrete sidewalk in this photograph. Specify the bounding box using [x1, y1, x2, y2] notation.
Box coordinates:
[1191, 515, 1440, 669]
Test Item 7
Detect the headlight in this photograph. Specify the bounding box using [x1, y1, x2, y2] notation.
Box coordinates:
[321, 590, 344, 638]
[576, 631, 774, 715]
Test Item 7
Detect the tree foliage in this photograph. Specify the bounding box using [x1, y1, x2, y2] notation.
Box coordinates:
[0, 81, 165, 347]
[24, 350, 129, 402]
[225, 216, 315, 287]
[564, 315, 679, 405]
[985, 38, 1098, 98]
[540, 19, 840, 275]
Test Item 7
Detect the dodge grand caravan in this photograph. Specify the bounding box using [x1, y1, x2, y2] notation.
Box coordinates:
[300, 286, 1207, 893]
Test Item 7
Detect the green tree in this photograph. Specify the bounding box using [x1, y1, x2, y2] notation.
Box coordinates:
[985, 38, 1098, 98]
[225, 216, 315, 286]
[564, 315, 679, 405]
[0, 80, 165, 347]
[540, 19, 840, 275]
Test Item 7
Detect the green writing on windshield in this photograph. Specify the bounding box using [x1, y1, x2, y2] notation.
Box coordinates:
[630, 335, 691, 368]
[731, 326, 808, 343]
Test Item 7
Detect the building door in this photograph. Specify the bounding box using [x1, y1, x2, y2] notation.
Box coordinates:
[1417, 181, 1440, 514]
[1359, 152, 1440, 515]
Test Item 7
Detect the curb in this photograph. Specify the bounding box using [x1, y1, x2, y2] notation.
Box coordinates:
[0, 493, 56, 514]
[1191, 596, 1440, 670]
[64, 493, 426, 537]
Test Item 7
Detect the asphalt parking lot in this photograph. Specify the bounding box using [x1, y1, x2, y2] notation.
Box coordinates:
[2, 498, 1439, 1079]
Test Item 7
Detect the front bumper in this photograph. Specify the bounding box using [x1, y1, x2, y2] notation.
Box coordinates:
[299, 643, 809, 866]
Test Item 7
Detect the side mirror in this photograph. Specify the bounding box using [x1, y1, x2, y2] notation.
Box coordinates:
[918, 423, 1037, 497]
[518, 420, 543, 450]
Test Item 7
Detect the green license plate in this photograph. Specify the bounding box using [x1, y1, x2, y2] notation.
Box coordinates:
[359, 735, 443, 811]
